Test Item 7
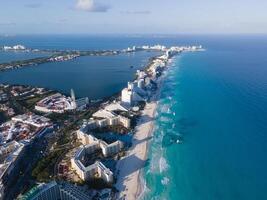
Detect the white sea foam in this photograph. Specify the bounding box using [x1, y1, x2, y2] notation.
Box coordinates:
[141, 55, 181, 200]
[138, 170, 151, 200]
[154, 111, 159, 118]
[152, 196, 167, 200]
[161, 177, 170, 185]
[159, 116, 171, 122]
[159, 156, 169, 173]
[160, 104, 171, 114]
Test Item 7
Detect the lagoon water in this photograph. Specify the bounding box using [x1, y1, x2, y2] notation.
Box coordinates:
[1, 35, 267, 199]
[0, 51, 160, 99]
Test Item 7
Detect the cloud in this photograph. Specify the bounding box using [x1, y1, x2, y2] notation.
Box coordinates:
[75, 0, 110, 12]
[121, 10, 151, 15]
[24, 3, 42, 8]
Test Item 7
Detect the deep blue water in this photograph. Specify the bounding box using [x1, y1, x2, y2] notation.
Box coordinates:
[143, 35, 267, 200]
[0, 51, 160, 99]
[1, 35, 267, 199]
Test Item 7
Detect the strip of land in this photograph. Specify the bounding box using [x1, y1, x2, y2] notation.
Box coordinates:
[0, 45, 165, 72]
[115, 70, 165, 200]
[115, 101, 157, 200]
[0, 44, 204, 200]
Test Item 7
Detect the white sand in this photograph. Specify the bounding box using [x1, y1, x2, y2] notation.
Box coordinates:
[114, 54, 171, 199]
[115, 72, 166, 200]
[115, 100, 157, 200]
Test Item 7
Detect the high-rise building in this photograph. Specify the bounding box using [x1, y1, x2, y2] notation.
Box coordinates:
[20, 181, 92, 200]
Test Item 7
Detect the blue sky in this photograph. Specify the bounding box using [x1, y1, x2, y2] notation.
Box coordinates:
[0, 0, 266, 34]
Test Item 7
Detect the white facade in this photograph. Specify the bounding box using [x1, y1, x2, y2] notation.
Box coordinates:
[104, 102, 129, 112]
[76, 129, 124, 157]
[11, 113, 51, 128]
[121, 88, 133, 106]
[35, 93, 76, 113]
[121, 81, 145, 107]
[71, 142, 115, 183]
[91, 109, 130, 129]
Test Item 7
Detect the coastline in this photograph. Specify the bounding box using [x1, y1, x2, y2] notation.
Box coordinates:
[0, 42, 202, 199]
[115, 62, 169, 200]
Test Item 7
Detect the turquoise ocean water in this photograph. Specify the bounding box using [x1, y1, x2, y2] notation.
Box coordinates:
[143, 37, 267, 200]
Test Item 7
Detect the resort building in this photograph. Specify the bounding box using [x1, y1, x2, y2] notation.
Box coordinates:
[35, 93, 77, 113]
[136, 70, 147, 80]
[11, 113, 51, 128]
[91, 109, 131, 129]
[3, 45, 26, 51]
[139, 44, 166, 51]
[121, 82, 146, 107]
[149, 58, 166, 76]
[35, 89, 89, 114]
[19, 181, 92, 200]
[71, 144, 114, 183]
[104, 102, 129, 113]
[71, 116, 126, 183]
[75, 97, 89, 111]
[77, 126, 124, 157]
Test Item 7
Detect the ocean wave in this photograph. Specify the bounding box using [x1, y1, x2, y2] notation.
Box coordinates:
[138, 170, 150, 200]
[142, 57, 180, 199]
[149, 141, 169, 174]
[159, 116, 172, 123]
[161, 176, 170, 185]
[159, 156, 169, 173]
[159, 104, 172, 114]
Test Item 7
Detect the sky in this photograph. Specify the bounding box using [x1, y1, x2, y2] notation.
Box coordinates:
[0, 0, 267, 34]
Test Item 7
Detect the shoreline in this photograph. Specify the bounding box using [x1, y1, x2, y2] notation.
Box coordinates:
[115, 61, 170, 200]
[0, 45, 163, 72]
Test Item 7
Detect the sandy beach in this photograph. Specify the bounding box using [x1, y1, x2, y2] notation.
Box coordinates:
[115, 100, 157, 200]
[115, 73, 165, 200]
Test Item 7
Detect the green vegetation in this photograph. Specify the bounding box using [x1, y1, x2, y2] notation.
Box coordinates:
[32, 149, 64, 182]
[48, 112, 71, 123]
[18, 91, 55, 110]
[57, 132, 71, 146]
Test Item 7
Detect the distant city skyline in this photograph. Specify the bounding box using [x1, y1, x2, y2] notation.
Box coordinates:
[0, 0, 267, 34]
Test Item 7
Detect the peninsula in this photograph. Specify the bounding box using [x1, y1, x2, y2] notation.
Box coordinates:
[0, 44, 181, 72]
[0, 44, 203, 200]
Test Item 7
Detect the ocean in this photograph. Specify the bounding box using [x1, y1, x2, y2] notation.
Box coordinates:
[142, 35, 267, 200]
[1, 35, 267, 199]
